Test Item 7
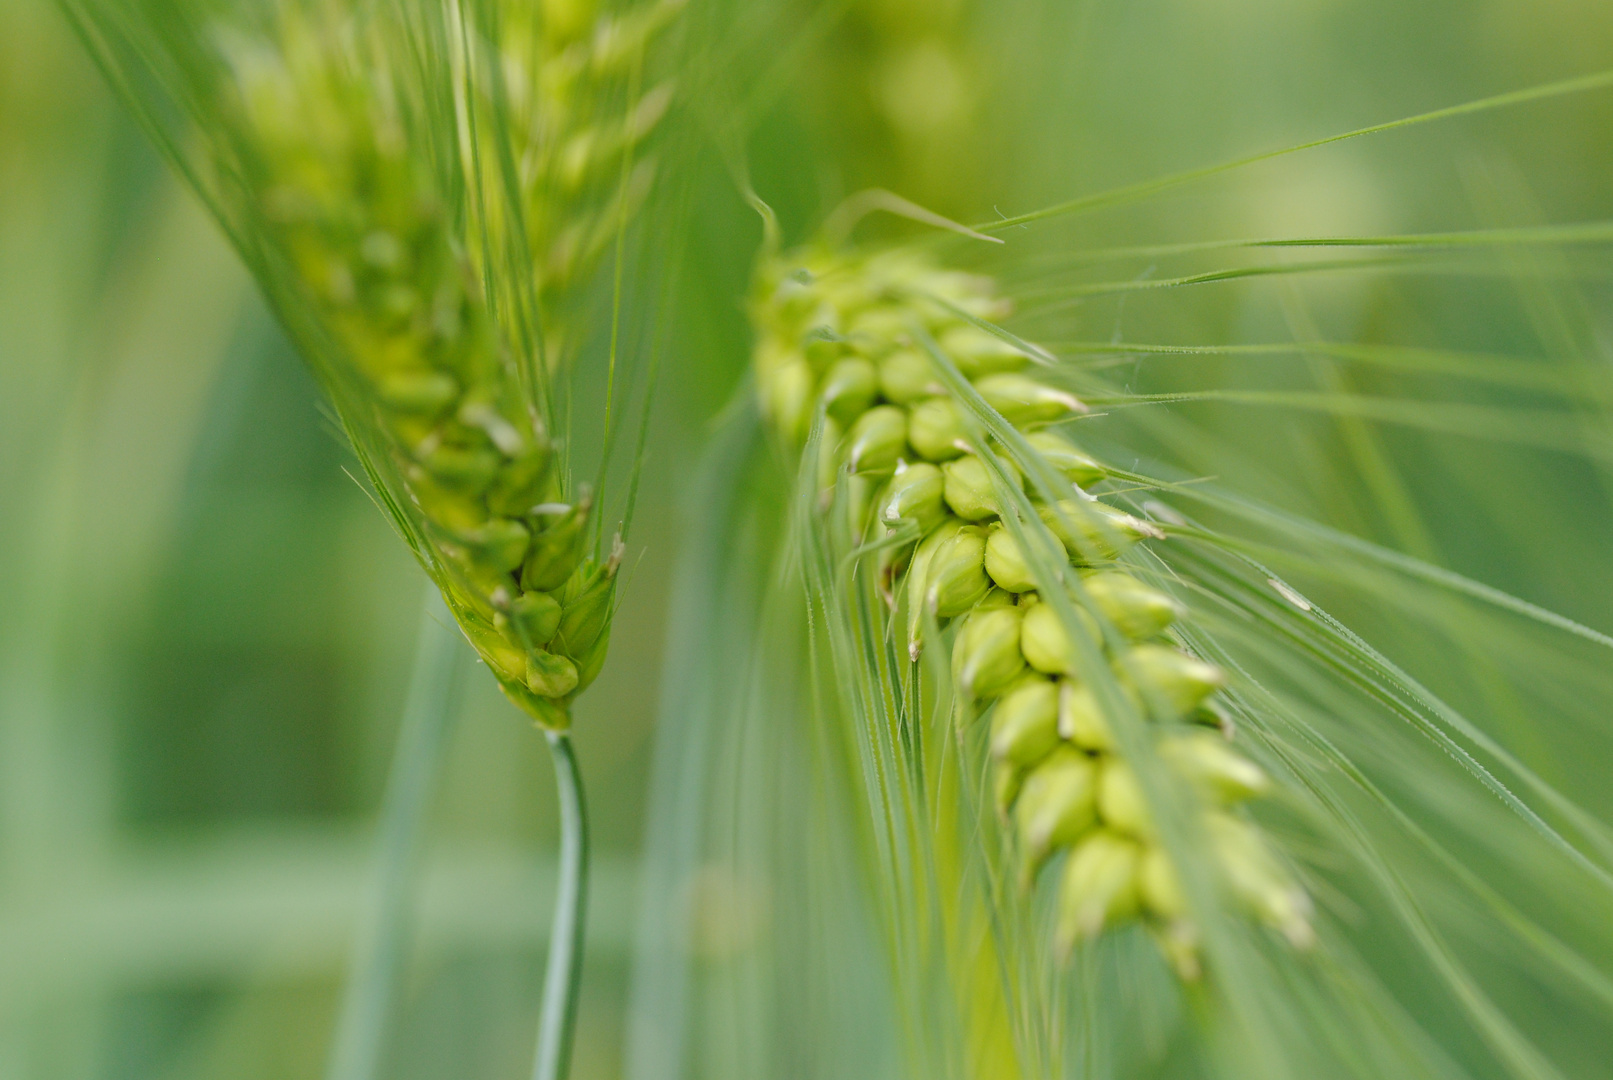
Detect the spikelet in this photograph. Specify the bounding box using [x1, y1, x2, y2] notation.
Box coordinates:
[121, 0, 681, 729]
[751, 242, 1310, 971]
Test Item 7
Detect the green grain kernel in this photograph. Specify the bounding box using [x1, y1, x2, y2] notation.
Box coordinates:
[462, 617, 529, 685]
[1020, 601, 1099, 677]
[990, 675, 1060, 766]
[1059, 679, 1120, 751]
[881, 461, 945, 530]
[1055, 830, 1141, 952]
[1038, 500, 1160, 563]
[905, 518, 964, 659]
[1161, 730, 1269, 803]
[941, 454, 1009, 521]
[455, 517, 531, 574]
[485, 440, 557, 517]
[1208, 813, 1313, 947]
[820, 356, 879, 424]
[953, 605, 1027, 699]
[940, 324, 1029, 379]
[1120, 644, 1224, 719]
[927, 526, 990, 616]
[521, 500, 591, 591]
[1139, 846, 1186, 921]
[878, 347, 943, 404]
[498, 589, 562, 648]
[1096, 756, 1152, 838]
[1084, 571, 1180, 640]
[907, 397, 968, 461]
[983, 526, 1037, 593]
[1015, 746, 1098, 870]
[844, 404, 909, 474]
[768, 358, 815, 445]
[1025, 429, 1105, 487]
[420, 444, 502, 493]
[974, 373, 1085, 426]
[994, 760, 1024, 819]
[554, 565, 617, 661]
[526, 648, 581, 699]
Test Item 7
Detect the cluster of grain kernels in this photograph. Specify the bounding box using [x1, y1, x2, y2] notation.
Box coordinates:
[229, 17, 618, 729]
[753, 247, 1311, 968]
[498, 0, 683, 298]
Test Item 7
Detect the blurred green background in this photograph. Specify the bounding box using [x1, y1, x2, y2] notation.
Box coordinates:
[3, 0, 1612, 1077]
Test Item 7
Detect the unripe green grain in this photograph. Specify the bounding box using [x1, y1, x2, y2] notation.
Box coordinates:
[554, 557, 619, 661]
[465, 617, 530, 685]
[487, 442, 558, 517]
[993, 760, 1023, 818]
[1039, 500, 1159, 563]
[498, 589, 562, 647]
[769, 358, 815, 445]
[452, 517, 531, 575]
[942, 455, 1009, 521]
[1161, 731, 1269, 803]
[878, 347, 943, 403]
[927, 526, 991, 616]
[1096, 756, 1152, 838]
[522, 500, 591, 592]
[984, 525, 1037, 593]
[407, 469, 488, 534]
[990, 675, 1060, 766]
[882, 462, 945, 530]
[1024, 430, 1105, 487]
[1139, 846, 1186, 921]
[1120, 644, 1225, 719]
[975, 373, 1085, 426]
[907, 397, 968, 461]
[1015, 747, 1098, 870]
[845, 404, 909, 474]
[1055, 831, 1141, 952]
[129, 0, 679, 745]
[1084, 571, 1180, 640]
[378, 370, 460, 413]
[527, 649, 580, 698]
[1020, 601, 1099, 677]
[420, 445, 502, 492]
[905, 518, 964, 658]
[953, 606, 1026, 699]
[1208, 814, 1314, 947]
[940, 324, 1029, 379]
[821, 357, 879, 424]
[1059, 679, 1117, 751]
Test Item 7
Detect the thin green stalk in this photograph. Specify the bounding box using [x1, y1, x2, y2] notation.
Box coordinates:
[326, 589, 464, 1080]
[534, 730, 589, 1080]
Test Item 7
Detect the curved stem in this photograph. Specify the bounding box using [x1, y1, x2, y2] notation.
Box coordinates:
[326, 591, 462, 1080]
[533, 730, 589, 1080]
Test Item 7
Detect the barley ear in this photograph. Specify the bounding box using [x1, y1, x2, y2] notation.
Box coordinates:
[751, 242, 1313, 973]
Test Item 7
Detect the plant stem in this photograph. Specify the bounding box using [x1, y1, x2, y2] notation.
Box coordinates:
[533, 729, 590, 1080]
[326, 590, 463, 1080]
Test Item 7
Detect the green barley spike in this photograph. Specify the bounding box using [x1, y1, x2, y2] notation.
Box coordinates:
[70, 3, 683, 1078]
[751, 241, 1312, 973]
[152, 0, 682, 733]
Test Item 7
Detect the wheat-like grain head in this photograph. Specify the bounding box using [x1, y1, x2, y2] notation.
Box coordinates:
[71, 0, 682, 729]
[752, 241, 1312, 975]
